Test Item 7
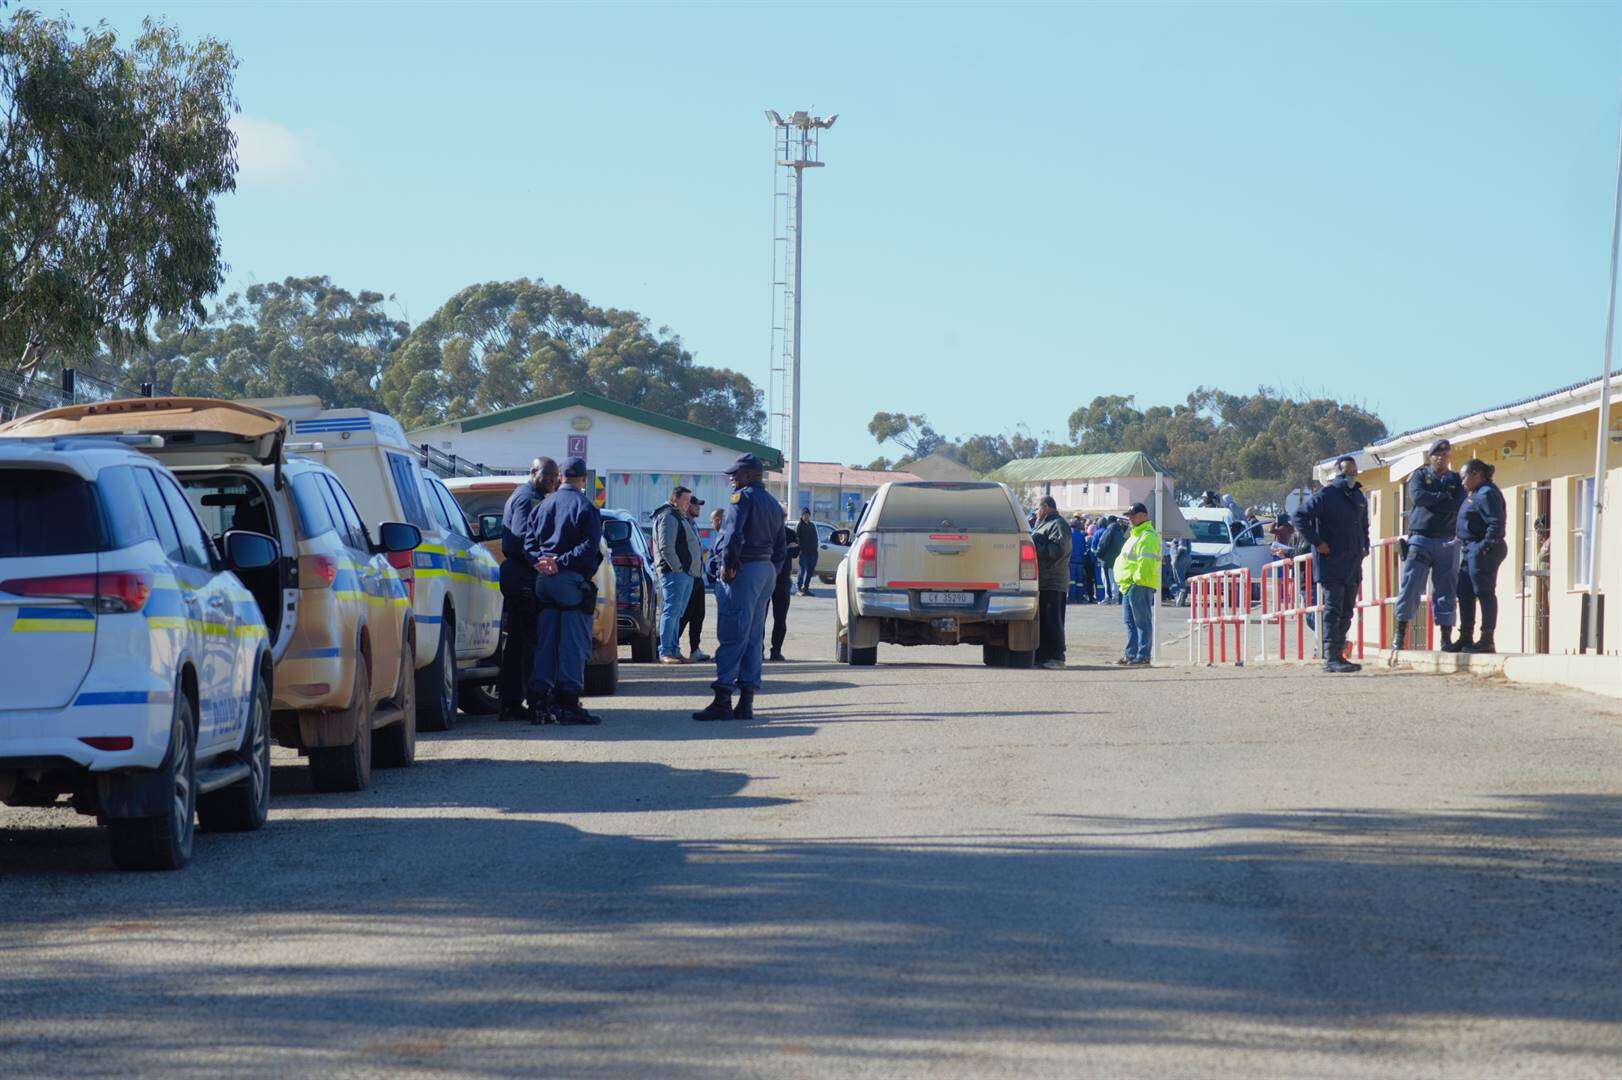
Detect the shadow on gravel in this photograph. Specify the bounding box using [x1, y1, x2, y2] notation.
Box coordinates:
[4, 795, 1618, 1072]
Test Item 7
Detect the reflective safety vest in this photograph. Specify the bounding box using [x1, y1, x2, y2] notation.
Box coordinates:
[1113, 521, 1162, 590]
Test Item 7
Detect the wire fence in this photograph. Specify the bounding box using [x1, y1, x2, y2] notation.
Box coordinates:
[0, 367, 160, 424]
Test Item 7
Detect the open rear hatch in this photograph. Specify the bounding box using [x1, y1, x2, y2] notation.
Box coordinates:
[0, 397, 286, 472]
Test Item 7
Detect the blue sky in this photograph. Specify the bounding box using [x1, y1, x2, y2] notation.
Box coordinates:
[60, 1, 1622, 462]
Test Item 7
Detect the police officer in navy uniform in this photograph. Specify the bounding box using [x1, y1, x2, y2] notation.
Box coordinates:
[522, 456, 604, 725]
[694, 454, 786, 721]
[497, 457, 557, 722]
[1293, 454, 1370, 674]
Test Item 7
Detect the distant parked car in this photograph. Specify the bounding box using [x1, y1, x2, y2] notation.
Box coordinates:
[602, 509, 658, 663]
[0, 436, 278, 870]
[813, 520, 852, 584]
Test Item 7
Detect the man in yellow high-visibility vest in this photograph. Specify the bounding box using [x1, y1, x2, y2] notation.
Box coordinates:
[1113, 502, 1161, 666]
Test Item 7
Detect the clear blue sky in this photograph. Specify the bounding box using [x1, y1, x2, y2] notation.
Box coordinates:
[62, 1, 1622, 461]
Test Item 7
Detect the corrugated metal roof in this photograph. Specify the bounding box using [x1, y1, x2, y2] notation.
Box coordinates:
[1374, 375, 1604, 450]
[765, 461, 922, 487]
[989, 451, 1168, 483]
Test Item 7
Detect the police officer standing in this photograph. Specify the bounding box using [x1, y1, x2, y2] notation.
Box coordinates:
[1392, 438, 1464, 660]
[497, 457, 557, 722]
[522, 456, 604, 725]
[1293, 455, 1370, 674]
[694, 454, 785, 721]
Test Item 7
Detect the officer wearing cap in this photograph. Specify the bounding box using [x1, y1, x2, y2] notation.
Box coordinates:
[1391, 438, 1463, 662]
[522, 456, 604, 725]
[496, 457, 558, 722]
[694, 453, 786, 721]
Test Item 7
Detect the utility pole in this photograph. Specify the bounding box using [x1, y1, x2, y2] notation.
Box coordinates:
[1584, 99, 1621, 653]
[767, 110, 836, 518]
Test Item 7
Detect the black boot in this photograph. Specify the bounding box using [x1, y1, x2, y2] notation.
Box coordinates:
[692, 687, 734, 721]
[1440, 626, 1465, 653]
[528, 689, 554, 726]
[1323, 633, 1358, 673]
[556, 691, 601, 725]
[499, 700, 527, 723]
[766, 650, 785, 663]
[1387, 621, 1409, 668]
[1468, 631, 1496, 654]
[734, 687, 755, 720]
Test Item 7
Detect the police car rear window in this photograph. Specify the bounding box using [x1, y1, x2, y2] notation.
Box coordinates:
[874, 483, 1020, 532]
[385, 452, 430, 529]
[0, 468, 105, 557]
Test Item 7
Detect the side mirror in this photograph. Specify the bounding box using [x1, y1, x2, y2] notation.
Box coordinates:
[830, 529, 851, 547]
[223, 530, 280, 571]
[376, 521, 422, 554]
[478, 513, 504, 542]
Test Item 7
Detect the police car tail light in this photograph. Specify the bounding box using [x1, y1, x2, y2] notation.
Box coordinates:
[1019, 540, 1038, 580]
[299, 554, 338, 589]
[0, 571, 150, 613]
[857, 539, 878, 579]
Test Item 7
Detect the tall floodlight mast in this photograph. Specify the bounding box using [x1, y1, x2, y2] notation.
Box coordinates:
[766, 110, 836, 517]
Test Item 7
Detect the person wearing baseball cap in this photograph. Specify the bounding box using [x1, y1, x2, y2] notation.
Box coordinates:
[496, 456, 559, 721]
[1113, 502, 1161, 666]
[520, 455, 603, 724]
[694, 453, 786, 720]
[1391, 437, 1464, 663]
[679, 495, 711, 662]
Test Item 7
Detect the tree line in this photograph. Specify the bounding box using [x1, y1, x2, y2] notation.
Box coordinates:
[869, 388, 1388, 509]
[1, 10, 766, 438]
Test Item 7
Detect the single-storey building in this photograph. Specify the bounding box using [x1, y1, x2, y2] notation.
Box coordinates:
[1319, 375, 1618, 657]
[991, 452, 1175, 515]
[766, 461, 922, 524]
[407, 390, 782, 526]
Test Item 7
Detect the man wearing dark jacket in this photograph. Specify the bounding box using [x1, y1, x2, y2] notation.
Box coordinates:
[522, 457, 604, 724]
[496, 457, 557, 721]
[1393, 439, 1464, 658]
[1294, 455, 1370, 674]
[1096, 517, 1127, 603]
[651, 486, 700, 664]
[1030, 496, 1073, 668]
[769, 523, 801, 661]
[794, 510, 819, 595]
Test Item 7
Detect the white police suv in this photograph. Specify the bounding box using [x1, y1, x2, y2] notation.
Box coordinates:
[0, 437, 279, 870]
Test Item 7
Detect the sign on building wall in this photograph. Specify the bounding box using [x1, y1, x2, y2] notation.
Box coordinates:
[566, 434, 588, 459]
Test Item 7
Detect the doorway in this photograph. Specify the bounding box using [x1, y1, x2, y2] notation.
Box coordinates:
[1519, 482, 1551, 654]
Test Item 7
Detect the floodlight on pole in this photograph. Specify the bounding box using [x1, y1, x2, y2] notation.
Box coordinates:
[765, 108, 834, 519]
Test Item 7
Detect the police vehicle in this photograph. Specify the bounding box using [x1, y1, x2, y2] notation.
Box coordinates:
[246, 398, 503, 730]
[0, 398, 424, 793]
[0, 437, 278, 870]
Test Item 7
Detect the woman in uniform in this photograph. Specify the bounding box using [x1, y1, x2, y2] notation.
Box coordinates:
[1453, 458, 1508, 654]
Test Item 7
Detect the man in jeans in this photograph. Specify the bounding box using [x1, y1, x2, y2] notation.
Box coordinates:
[1113, 503, 1161, 666]
[794, 509, 819, 595]
[1391, 439, 1464, 663]
[678, 497, 711, 662]
[650, 485, 700, 664]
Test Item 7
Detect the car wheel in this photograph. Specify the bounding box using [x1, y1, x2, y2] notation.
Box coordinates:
[309, 655, 373, 793]
[373, 633, 417, 769]
[982, 643, 1010, 667]
[415, 614, 458, 731]
[819, 574, 835, 585]
[108, 690, 196, 871]
[630, 622, 656, 663]
[848, 642, 877, 667]
[833, 616, 849, 663]
[459, 631, 502, 715]
[584, 654, 619, 696]
[198, 673, 271, 833]
[1007, 649, 1036, 669]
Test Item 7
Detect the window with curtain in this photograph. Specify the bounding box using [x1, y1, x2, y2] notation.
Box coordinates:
[1571, 476, 1595, 588]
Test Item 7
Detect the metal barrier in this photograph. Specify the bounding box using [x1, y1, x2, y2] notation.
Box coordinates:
[1187, 568, 1251, 666]
[1260, 553, 1318, 662]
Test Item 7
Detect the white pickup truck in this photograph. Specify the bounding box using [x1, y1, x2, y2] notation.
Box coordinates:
[1183, 507, 1274, 582]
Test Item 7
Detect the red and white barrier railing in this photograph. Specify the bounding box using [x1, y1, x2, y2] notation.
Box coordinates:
[1187, 568, 1252, 666]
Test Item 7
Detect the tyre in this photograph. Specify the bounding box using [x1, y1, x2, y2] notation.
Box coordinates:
[108, 690, 196, 871]
[982, 643, 1009, 667]
[833, 618, 849, 663]
[584, 655, 619, 696]
[373, 633, 417, 769]
[198, 673, 271, 833]
[848, 643, 877, 667]
[459, 631, 502, 715]
[309, 654, 373, 793]
[415, 613, 458, 732]
[1008, 649, 1036, 669]
[629, 622, 656, 663]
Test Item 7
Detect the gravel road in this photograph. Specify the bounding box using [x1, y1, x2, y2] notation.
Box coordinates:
[3, 593, 1620, 1078]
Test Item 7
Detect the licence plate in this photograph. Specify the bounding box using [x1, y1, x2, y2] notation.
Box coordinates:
[920, 590, 973, 606]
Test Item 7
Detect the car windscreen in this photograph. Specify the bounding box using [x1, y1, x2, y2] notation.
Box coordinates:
[1189, 519, 1232, 544]
[874, 483, 1020, 532]
[452, 490, 515, 520]
[178, 474, 276, 540]
[0, 468, 105, 557]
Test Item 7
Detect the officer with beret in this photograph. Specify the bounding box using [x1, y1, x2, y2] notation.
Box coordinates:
[522, 456, 604, 725]
[694, 454, 786, 721]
